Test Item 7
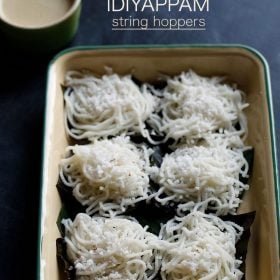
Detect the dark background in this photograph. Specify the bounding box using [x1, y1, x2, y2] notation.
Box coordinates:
[0, 0, 279, 279]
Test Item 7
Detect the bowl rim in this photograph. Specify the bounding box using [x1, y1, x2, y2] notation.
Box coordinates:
[0, 0, 81, 30]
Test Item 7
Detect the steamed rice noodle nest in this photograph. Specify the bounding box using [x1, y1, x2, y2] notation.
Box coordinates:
[62, 213, 161, 280]
[64, 70, 160, 143]
[159, 211, 244, 280]
[59, 136, 156, 216]
[153, 136, 250, 216]
[159, 70, 248, 144]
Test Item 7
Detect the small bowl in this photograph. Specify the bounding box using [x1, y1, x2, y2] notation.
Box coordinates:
[0, 0, 81, 53]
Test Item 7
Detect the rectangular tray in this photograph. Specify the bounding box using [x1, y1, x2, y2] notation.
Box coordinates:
[38, 45, 280, 280]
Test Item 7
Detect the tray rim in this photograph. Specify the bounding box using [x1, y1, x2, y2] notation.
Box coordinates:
[37, 43, 280, 280]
